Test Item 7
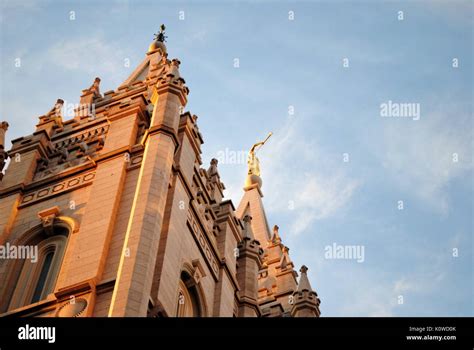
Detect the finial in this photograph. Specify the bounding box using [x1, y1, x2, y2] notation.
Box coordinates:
[154, 24, 167, 43]
[242, 215, 254, 239]
[89, 77, 101, 97]
[46, 98, 64, 119]
[0, 121, 9, 132]
[243, 215, 252, 224]
[295, 265, 313, 293]
[55, 99, 64, 109]
[0, 121, 8, 177]
[45, 99, 64, 120]
[53, 99, 64, 116]
[149, 25, 168, 53]
[207, 158, 219, 178]
[271, 225, 281, 243]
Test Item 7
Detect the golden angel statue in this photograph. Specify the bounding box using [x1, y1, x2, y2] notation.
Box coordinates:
[247, 132, 272, 177]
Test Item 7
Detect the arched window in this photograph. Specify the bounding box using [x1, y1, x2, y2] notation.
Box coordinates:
[176, 272, 203, 317]
[7, 226, 69, 310]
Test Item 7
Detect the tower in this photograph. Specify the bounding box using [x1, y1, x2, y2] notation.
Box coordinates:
[235, 215, 263, 317]
[0, 27, 320, 318]
[236, 134, 321, 317]
[291, 266, 321, 317]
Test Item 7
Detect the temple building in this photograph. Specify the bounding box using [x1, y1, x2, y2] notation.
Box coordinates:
[0, 27, 321, 317]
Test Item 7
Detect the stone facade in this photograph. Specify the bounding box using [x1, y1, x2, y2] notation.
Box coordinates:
[0, 33, 321, 317]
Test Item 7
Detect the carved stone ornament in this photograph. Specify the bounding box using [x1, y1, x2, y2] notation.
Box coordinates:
[56, 298, 88, 317]
[37, 206, 60, 236]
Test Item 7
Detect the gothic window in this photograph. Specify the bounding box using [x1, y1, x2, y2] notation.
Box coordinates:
[8, 226, 69, 310]
[176, 272, 202, 317]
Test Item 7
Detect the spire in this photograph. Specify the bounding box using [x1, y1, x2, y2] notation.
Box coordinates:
[278, 246, 294, 270]
[296, 265, 313, 292]
[236, 190, 271, 244]
[118, 27, 189, 107]
[290, 265, 321, 317]
[236, 131, 273, 243]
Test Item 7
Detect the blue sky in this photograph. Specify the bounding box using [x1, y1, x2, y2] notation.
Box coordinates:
[1, 0, 472, 316]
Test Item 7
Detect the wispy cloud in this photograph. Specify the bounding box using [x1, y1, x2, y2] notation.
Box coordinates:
[259, 115, 360, 235]
[47, 35, 128, 77]
[379, 107, 472, 214]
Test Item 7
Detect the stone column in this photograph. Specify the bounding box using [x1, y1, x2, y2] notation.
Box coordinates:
[236, 215, 263, 317]
[108, 74, 188, 316]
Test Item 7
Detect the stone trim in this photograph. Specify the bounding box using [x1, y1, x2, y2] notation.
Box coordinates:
[186, 209, 219, 280]
[19, 171, 96, 208]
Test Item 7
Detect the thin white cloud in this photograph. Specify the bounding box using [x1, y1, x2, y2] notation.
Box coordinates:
[48, 36, 128, 77]
[289, 174, 359, 235]
[0, 0, 41, 11]
[379, 108, 472, 214]
[259, 115, 360, 235]
[336, 268, 447, 317]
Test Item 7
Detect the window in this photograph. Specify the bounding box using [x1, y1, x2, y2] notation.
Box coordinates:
[31, 251, 54, 304]
[8, 226, 69, 310]
[176, 272, 202, 317]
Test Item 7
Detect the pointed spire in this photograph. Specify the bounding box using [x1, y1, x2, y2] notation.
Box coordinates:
[241, 215, 254, 239]
[278, 245, 294, 270]
[296, 265, 313, 292]
[236, 183, 272, 244]
[291, 265, 321, 317]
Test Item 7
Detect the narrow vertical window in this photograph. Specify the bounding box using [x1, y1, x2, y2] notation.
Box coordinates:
[31, 251, 54, 303]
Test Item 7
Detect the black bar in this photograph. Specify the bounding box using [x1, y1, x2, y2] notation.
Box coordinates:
[0, 317, 472, 348]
